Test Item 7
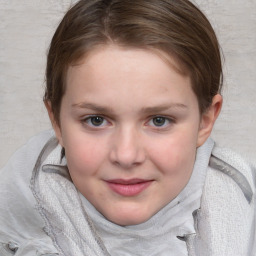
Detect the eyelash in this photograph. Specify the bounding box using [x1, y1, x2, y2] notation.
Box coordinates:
[146, 116, 174, 129]
[81, 115, 110, 128]
[81, 115, 175, 130]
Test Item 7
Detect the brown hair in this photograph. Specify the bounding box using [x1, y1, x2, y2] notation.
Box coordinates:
[44, 0, 223, 125]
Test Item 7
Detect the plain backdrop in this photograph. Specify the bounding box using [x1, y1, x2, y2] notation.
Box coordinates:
[0, 0, 255, 168]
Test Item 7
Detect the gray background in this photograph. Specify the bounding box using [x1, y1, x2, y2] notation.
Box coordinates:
[0, 0, 255, 168]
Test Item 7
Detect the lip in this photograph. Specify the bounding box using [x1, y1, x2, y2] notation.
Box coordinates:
[106, 179, 153, 197]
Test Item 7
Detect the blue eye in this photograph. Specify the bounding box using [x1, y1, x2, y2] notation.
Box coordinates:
[83, 116, 108, 127]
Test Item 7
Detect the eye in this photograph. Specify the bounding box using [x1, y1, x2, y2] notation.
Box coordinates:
[82, 115, 109, 128]
[147, 116, 173, 128]
[152, 117, 167, 126]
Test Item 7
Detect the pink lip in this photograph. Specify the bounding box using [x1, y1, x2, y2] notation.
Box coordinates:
[106, 179, 153, 197]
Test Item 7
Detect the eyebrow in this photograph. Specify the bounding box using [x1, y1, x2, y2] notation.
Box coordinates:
[141, 103, 188, 114]
[72, 102, 188, 114]
[72, 102, 113, 112]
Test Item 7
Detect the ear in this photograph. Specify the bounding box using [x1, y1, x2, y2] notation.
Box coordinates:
[197, 94, 222, 147]
[44, 100, 64, 147]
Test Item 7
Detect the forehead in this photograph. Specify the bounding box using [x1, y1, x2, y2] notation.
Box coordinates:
[63, 44, 198, 114]
[69, 44, 189, 76]
[67, 45, 189, 90]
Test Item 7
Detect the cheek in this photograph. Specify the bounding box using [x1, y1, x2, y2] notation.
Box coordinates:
[149, 131, 198, 175]
[64, 136, 107, 177]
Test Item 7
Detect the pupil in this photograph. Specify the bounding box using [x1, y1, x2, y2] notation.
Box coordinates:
[153, 117, 165, 126]
[91, 116, 103, 126]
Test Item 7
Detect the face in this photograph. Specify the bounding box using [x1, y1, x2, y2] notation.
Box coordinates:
[50, 44, 219, 226]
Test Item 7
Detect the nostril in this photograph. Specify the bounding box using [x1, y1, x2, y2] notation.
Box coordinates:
[112, 159, 138, 168]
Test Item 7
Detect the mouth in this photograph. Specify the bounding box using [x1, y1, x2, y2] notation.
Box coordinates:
[105, 179, 153, 197]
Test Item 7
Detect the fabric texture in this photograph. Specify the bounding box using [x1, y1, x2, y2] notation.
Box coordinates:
[186, 146, 256, 256]
[0, 130, 59, 256]
[0, 130, 255, 255]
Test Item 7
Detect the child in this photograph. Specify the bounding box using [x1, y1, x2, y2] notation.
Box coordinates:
[0, 0, 255, 255]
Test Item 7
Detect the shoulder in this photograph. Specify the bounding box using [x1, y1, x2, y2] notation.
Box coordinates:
[195, 144, 256, 255]
[0, 130, 55, 191]
[210, 145, 255, 203]
[0, 130, 59, 255]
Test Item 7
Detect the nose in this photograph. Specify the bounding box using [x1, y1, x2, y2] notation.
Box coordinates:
[109, 127, 146, 169]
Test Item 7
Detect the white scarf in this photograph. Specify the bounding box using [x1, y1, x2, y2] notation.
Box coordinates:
[31, 137, 214, 256]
